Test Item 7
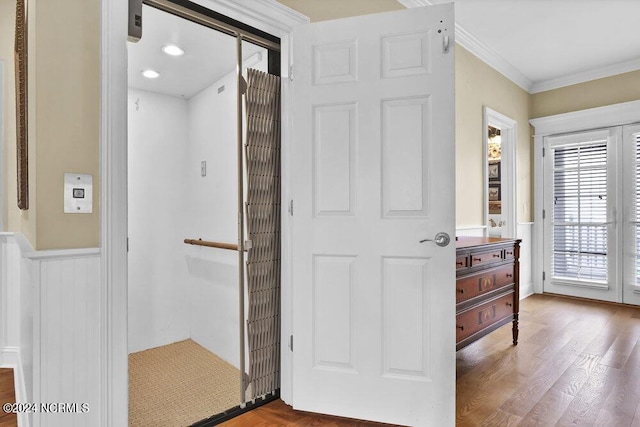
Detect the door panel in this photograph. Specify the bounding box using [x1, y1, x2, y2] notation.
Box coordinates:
[623, 124, 640, 305]
[292, 5, 455, 426]
[542, 128, 621, 302]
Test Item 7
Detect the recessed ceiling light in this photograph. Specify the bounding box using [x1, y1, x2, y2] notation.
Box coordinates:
[142, 69, 160, 79]
[162, 44, 184, 56]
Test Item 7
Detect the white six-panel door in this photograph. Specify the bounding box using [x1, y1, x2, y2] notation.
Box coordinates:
[291, 5, 456, 426]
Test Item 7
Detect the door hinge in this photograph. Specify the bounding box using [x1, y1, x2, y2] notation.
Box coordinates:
[127, 237, 130, 252]
[542, 147, 545, 157]
[543, 271, 546, 281]
[289, 64, 294, 81]
[542, 209, 546, 219]
[289, 335, 293, 352]
[289, 199, 294, 216]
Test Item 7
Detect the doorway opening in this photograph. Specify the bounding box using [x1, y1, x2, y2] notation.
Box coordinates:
[126, 2, 281, 425]
[484, 107, 517, 238]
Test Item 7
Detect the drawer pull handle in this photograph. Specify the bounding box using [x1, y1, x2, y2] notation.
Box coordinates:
[456, 261, 464, 266]
[473, 257, 481, 262]
[506, 302, 512, 307]
[506, 273, 513, 278]
[457, 325, 464, 331]
[493, 254, 500, 258]
[457, 289, 464, 294]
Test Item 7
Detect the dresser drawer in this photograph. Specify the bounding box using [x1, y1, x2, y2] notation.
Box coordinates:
[456, 292, 514, 342]
[469, 249, 503, 267]
[456, 264, 515, 303]
[456, 256, 468, 270]
[504, 246, 516, 259]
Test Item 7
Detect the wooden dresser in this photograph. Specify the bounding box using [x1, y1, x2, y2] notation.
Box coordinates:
[455, 236, 521, 351]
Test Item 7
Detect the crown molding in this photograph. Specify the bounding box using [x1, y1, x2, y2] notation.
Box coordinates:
[530, 57, 640, 94]
[454, 25, 532, 91]
[398, 0, 533, 92]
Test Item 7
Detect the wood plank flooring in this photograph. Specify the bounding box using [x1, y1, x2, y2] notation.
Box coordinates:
[229, 294, 640, 427]
[3, 294, 640, 426]
[0, 369, 17, 427]
[220, 399, 394, 427]
[457, 294, 640, 427]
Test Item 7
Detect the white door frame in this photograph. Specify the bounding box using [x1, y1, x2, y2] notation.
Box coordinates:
[530, 99, 640, 295]
[483, 106, 517, 238]
[0, 60, 4, 232]
[100, 1, 307, 424]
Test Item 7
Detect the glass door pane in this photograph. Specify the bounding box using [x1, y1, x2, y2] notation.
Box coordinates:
[543, 128, 620, 302]
[623, 124, 640, 304]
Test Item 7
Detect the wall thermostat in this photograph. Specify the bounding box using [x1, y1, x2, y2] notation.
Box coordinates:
[64, 173, 93, 213]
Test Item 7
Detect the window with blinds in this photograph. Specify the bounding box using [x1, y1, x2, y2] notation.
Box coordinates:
[632, 133, 640, 286]
[552, 140, 608, 283]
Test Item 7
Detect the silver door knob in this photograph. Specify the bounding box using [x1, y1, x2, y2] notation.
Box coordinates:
[419, 232, 450, 247]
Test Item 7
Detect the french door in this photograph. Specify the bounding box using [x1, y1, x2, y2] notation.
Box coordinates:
[542, 124, 640, 304]
[622, 124, 640, 305]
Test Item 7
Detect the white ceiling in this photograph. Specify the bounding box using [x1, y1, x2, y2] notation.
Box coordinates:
[406, 0, 640, 93]
[130, 1, 640, 96]
[127, 5, 265, 99]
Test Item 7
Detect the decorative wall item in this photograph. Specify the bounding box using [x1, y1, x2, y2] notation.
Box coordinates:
[488, 161, 501, 181]
[488, 184, 501, 202]
[15, 0, 28, 210]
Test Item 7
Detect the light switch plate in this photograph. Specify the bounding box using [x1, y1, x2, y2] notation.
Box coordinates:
[64, 173, 93, 213]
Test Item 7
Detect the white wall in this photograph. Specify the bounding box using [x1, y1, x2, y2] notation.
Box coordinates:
[127, 89, 191, 353]
[185, 54, 270, 369]
[127, 53, 269, 369]
[186, 67, 241, 367]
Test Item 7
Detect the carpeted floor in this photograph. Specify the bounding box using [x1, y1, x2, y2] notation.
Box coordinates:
[129, 339, 245, 426]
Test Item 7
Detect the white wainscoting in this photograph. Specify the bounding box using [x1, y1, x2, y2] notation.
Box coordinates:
[455, 225, 486, 237]
[455, 224, 534, 300]
[0, 233, 33, 427]
[517, 223, 534, 299]
[29, 248, 102, 427]
[0, 239, 104, 427]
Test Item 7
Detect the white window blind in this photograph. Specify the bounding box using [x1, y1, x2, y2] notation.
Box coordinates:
[635, 133, 640, 284]
[552, 140, 608, 283]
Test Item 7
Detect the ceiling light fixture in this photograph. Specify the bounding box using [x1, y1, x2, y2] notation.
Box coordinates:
[162, 44, 185, 56]
[142, 69, 160, 79]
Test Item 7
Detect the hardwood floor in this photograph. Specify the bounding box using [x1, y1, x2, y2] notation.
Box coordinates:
[2, 294, 639, 426]
[228, 294, 640, 427]
[0, 368, 17, 427]
[457, 294, 640, 426]
[220, 399, 394, 426]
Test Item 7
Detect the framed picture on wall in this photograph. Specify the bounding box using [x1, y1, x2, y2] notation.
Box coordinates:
[489, 201, 501, 214]
[488, 184, 501, 202]
[488, 161, 501, 181]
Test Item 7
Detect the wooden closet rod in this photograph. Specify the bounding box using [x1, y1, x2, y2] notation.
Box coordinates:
[184, 238, 239, 251]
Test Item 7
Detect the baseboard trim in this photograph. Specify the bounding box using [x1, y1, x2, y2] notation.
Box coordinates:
[520, 281, 534, 300]
[543, 292, 639, 308]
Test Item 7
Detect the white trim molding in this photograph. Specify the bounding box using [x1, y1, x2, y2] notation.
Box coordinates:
[398, 0, 532, 92]
[398, 0, 640, 94]
[530, 99, 640, 137]
[530, 57, 640, 94]
[483, 107, 517, 239]
[530, 100, 640, 296]
[456, 225, 487, 237]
